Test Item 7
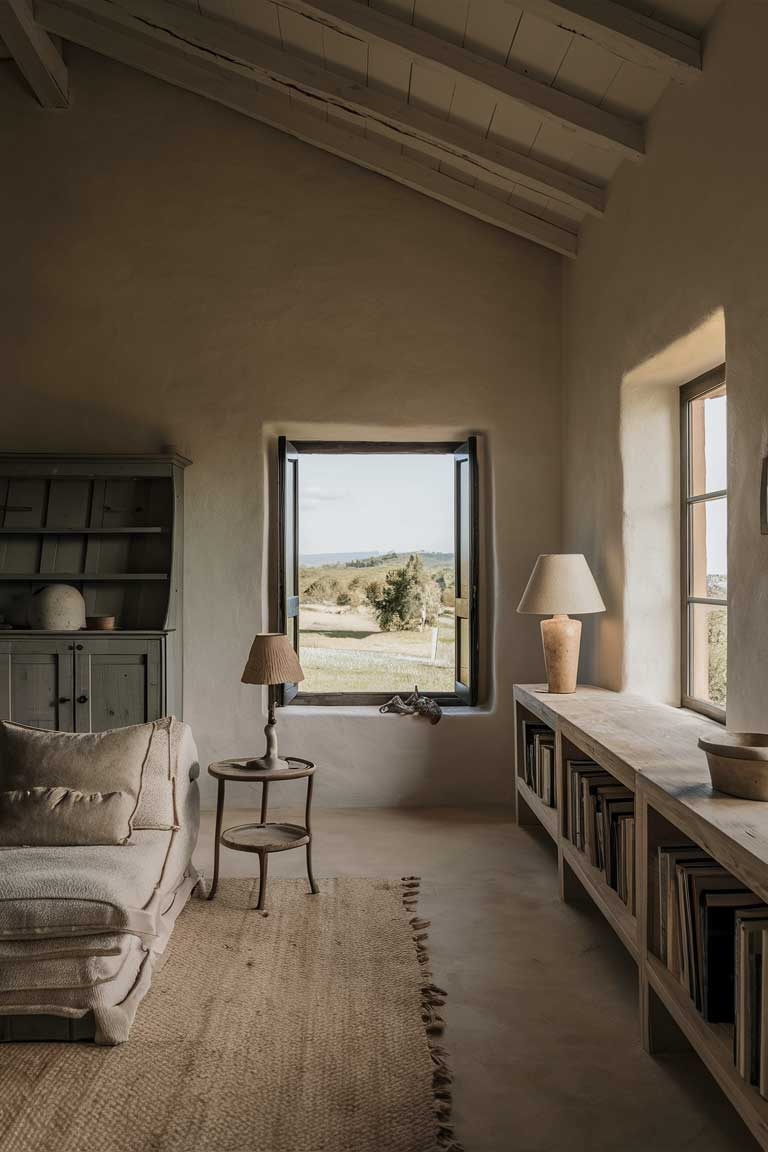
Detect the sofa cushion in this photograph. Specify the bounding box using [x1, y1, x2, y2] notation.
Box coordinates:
[0, 786, 137, 847]
[132, 717, 177, 831]
[0, 721, 153, 845]
[0, 829, 172, 940]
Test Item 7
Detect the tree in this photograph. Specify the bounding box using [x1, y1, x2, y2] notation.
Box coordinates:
[368, 554, 440, 632]
[707, 606, 727, 708]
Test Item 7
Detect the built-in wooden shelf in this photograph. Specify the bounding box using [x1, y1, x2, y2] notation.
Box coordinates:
[514, 683, 768, 1149]
[0, 527, 168, 535]
[646, 954, 768, 1145]
[515, 777, 558, 842]
[560, 837, 638, 960]
[0, 573, 169, 581]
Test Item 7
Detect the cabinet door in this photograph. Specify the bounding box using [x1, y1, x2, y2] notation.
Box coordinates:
[74, 638, 163, 732]
[0, 641, 75, 730]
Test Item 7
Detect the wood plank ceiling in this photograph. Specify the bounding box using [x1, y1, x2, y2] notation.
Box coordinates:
[1, 0, 722, 256]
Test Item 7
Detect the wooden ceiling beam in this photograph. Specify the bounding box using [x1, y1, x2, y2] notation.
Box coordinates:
[276, 0, 644, 159]
[523, 0, 701, 81]
[38, 0, 604, 216]
[35, 0, 579, 256]
[0, 0, 68, 106]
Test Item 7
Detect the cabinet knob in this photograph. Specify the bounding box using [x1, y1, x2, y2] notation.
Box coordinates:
[76, 644, 84, 651]
[77, 695, 88, 704]
[58, 697, 71, 704]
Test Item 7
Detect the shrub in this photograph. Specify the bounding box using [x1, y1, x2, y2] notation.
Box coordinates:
[367, 554, 442, 631]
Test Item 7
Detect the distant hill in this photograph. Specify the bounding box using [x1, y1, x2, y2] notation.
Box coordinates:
[300, 550, 453, 569]
[299, 550, 455, 609]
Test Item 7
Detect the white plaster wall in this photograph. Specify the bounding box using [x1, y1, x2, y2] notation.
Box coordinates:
[0, 48, 562, 808]
[563, 0, 768, 731]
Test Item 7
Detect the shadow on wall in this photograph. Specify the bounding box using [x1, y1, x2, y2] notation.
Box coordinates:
[0, 381, 174, 456]
[619, 308, 726, 704]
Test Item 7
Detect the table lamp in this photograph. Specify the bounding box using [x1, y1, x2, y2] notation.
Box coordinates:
[241, 633, 304, 770]
[517, 554, 605, 693]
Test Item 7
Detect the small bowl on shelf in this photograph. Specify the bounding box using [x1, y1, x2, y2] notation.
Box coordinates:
[698, 733, 768, 800]
[85, 615, 116, 631]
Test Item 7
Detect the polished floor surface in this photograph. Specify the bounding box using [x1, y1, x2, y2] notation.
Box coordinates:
[195, 806, 756, 1152]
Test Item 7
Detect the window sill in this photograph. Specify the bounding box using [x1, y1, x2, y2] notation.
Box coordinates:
[681, 694, 726, 724]
[282, 703, 486, 719]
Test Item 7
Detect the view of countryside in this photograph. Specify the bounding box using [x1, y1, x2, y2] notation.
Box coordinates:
[298, 454, 455, 694]
[690, 386, 727, 709]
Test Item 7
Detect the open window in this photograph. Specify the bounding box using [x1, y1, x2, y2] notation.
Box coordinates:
[680, 367, 727, 721]
[276, 438, 479, 706]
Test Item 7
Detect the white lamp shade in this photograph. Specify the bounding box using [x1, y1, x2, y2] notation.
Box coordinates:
[517, 554, 606, 616]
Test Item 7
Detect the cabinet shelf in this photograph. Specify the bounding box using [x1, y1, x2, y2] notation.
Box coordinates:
[0, 527, 168, 535]
[0, 453, 188, 726]
[0, 573, 169, 581]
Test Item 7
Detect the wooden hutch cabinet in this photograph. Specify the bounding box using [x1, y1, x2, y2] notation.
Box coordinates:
[0, 453, 189, 732]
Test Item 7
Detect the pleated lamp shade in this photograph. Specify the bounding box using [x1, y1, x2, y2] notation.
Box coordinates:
[241, 633, 305, 685]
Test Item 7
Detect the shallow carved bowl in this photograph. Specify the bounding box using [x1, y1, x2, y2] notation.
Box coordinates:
[699, 733, 768, 801]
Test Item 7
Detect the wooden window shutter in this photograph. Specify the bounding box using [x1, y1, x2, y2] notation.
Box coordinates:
[278, 436, 300, 704]
[454, 437, 479, 705]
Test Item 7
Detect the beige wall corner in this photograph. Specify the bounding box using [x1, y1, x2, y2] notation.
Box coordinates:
[563, 0, 767, 729]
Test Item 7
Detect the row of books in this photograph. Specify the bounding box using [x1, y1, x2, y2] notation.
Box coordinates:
[657, 845, 768, 1093]
[521, 722, 556, 808]
[566, 758, 635, 913]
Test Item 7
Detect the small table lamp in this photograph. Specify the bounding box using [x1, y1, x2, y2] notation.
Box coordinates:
[517, 554, 605, 694]
[241, 633, 305, 771]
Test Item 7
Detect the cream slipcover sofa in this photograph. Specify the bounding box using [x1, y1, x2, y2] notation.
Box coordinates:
[0, 717, 203, 1045]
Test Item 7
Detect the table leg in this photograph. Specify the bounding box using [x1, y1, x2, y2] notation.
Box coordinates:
[256, 849, 268, 911]
[306, 840, 319, 895]
[305, 774, 319, 895]
[208, 778, 225, 900]
[260, 780, 269, 825]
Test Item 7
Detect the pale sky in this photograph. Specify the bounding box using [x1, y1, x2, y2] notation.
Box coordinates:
[704, 394, 727, 575]
[299, 454, 454, 557]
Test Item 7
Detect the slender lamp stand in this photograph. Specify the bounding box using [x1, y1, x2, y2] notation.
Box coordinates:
[241, 634, 305, 770]
[517, 555, 605, 694]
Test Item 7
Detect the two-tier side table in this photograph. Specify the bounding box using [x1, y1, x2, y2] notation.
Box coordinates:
[207, 757, 318, 911]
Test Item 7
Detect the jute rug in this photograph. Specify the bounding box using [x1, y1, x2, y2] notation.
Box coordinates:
[0, 877, 462, 1152]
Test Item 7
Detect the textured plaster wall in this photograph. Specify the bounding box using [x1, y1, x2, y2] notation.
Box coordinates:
[0, 48, 562, 808]
[563, 0, 768, 731]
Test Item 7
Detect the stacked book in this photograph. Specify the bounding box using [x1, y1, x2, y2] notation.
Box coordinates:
[521, 722, 556, 808]
[657, 845, 768, 1093]
[566, 758, 635, 912]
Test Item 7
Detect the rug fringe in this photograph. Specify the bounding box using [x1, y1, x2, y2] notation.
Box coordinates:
[401, 878, 466, 1152]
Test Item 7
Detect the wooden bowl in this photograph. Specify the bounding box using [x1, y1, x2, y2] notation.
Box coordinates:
[698, 733, 768, 800]
[85, 615, 116, 631]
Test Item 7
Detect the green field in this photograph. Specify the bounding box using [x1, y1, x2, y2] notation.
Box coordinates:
[298, 552, 455, 693]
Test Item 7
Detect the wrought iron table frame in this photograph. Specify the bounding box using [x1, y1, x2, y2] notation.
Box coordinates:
[207, 756, 318, 910]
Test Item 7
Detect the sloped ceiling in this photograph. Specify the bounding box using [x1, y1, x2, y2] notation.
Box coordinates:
[1, 0, 723, 256]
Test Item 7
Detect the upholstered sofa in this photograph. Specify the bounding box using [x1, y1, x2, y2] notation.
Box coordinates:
[0, 717, 203, 1045]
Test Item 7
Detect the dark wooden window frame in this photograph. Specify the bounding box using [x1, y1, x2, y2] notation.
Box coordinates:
[276, 438, 479, 708]
[680, 366, 727, 724]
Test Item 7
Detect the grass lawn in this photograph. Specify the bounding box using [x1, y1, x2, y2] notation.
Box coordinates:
[299, 603, 454, 693]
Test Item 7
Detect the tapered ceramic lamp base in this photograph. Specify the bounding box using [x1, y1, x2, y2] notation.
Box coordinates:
[540, 614, 581, 694]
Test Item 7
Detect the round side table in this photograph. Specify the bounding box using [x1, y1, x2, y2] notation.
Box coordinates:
[207, 756, 318, 911]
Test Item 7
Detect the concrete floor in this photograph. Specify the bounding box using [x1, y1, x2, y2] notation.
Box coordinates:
[195, 807, 757, 1152]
